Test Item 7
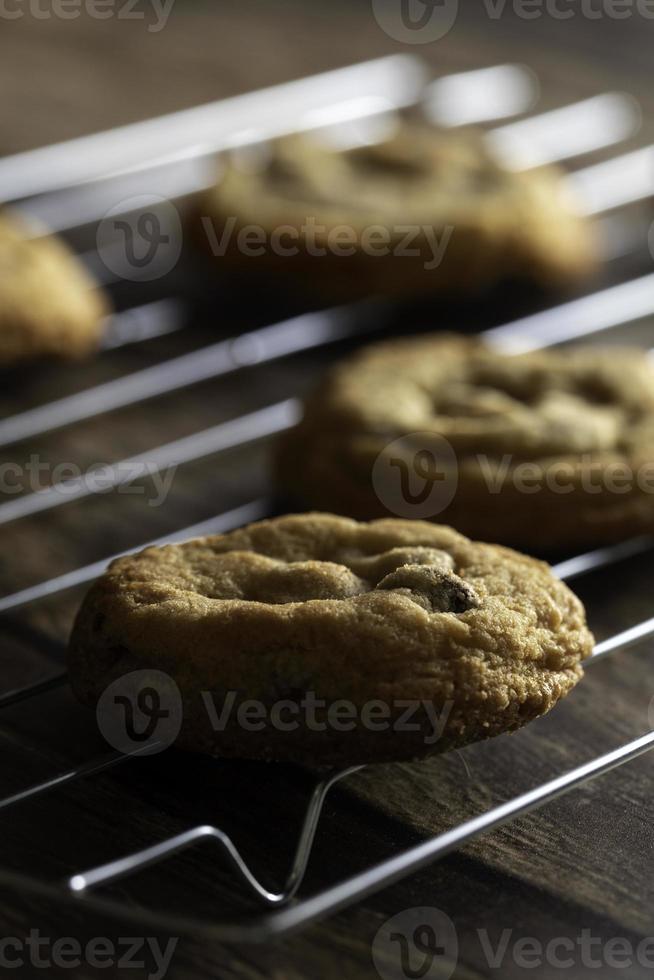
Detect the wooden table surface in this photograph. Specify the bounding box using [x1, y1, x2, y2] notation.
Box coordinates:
[2, 3, 654, 978]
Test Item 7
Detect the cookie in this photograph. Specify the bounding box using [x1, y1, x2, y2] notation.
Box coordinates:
[0, 209, 109, 364]
[199, 123, 596, 301]
[276, 336, 654, 551]
[68, 513, 593, 766]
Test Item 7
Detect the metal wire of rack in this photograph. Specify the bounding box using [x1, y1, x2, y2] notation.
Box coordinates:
[1, 54, 654, 943]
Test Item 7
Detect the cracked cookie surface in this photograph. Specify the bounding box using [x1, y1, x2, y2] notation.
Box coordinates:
[0, 210, 108, 364]
[68, 513, 593, 766]
[277, 336, 654, 550]
[199, 124, 596, 301]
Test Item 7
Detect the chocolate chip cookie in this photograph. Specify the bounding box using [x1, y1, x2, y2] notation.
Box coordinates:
[277, 336, 654, 550]
[68, 513, 593, 766]
[0, 209, 108, 364]
[199, 124, 596, 301]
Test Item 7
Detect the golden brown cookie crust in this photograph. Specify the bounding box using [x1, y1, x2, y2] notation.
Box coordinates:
[199, 124, 597, 300]
[68, 513, 593, 766]
[0, 210, 108, 364]
[277, 336, 654, 550]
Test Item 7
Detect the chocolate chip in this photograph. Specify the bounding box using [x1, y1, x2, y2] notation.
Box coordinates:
[376, 564, 480, 614]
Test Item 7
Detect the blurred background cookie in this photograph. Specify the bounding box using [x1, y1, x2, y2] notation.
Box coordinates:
[277, 335, 654, 550]
[0, 209, 108, 364]
[199, 123, 597, 303]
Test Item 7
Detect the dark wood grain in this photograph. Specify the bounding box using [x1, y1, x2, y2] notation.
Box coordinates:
[2, 3, 654, 979]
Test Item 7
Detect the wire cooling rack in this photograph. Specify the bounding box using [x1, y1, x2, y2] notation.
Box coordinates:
[2, 54, 654, 943]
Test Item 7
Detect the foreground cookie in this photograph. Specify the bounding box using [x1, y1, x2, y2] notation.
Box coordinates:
[277, 337, 654, 550]
[69, 513, 593, 766]
[0, 210, 108, 364]
[199, 124, 596, 300]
